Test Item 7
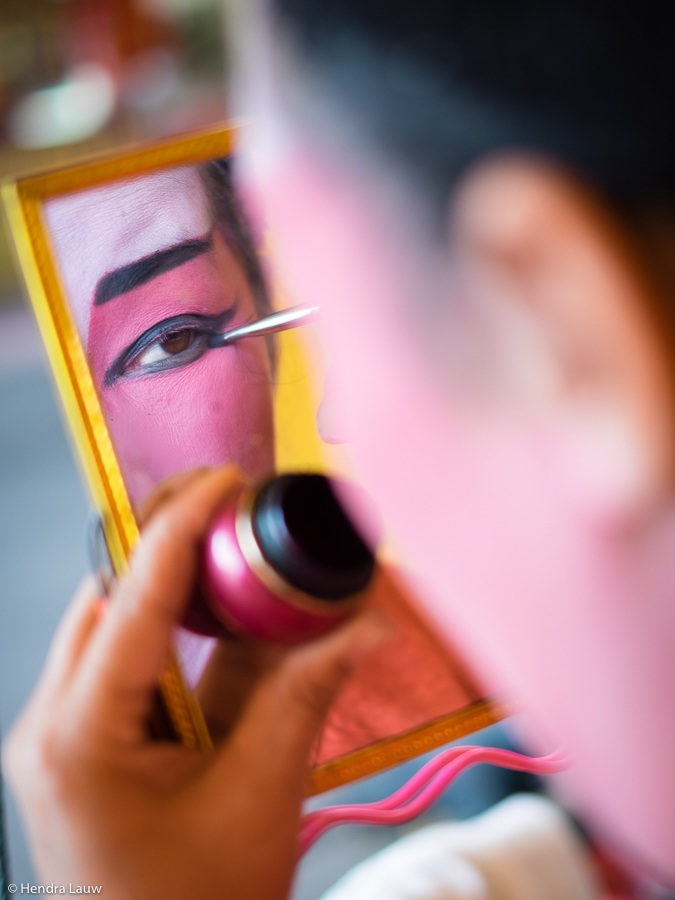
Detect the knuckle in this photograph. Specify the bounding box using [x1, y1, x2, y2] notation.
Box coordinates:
[282, 661, 344, 722]
[31, 724, 71, 780]
[2, 698, 95, 812]
[32, 728, 92, 806]
[3, 712, 78, 804]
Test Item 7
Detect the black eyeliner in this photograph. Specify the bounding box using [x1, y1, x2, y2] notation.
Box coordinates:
[104, 307, 237, 387]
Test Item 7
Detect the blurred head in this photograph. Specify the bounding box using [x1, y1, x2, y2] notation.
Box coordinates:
[231, 0, 675, 880]
[46, 160, 275, 504]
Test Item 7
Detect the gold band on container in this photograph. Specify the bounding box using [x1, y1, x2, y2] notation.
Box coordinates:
[235, 486, 367, 618]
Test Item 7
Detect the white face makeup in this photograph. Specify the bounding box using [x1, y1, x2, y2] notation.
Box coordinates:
[45, 168, 213, 344]
[44, 163, 275, 508]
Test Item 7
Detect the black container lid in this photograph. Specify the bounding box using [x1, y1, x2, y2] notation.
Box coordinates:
[251, 474, 376, 600]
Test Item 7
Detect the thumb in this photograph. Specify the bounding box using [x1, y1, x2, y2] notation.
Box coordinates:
[212, 609, 393, 792]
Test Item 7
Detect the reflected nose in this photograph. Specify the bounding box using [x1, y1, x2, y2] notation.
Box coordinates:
[317, 364, 350, 445]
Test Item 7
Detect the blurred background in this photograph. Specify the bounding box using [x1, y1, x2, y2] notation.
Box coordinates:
[0, 2, 533, 897]
[0, 0, 229, 305]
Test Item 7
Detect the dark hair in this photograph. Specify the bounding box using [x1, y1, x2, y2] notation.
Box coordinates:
[199, 157, 276, 369]
[271, 1, 675, 232]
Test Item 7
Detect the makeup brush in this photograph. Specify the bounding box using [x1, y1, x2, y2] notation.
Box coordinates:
[208, 304, 320, 348]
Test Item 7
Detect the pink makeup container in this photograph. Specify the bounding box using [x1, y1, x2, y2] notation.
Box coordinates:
[190, 474, 376, 643]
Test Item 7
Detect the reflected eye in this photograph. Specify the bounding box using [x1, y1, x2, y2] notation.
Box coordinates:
[132, 328, 199, 368]
[105, 309, 237, 386]
[122, 326, 207, 377]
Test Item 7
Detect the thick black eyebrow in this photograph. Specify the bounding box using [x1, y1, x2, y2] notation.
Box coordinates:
[94, 235, 212, 306]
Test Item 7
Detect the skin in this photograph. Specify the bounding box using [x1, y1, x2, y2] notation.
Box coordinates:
[236, 36, 675, 881]
[3, 467, 391, 900]
[45, 168, 275, 505]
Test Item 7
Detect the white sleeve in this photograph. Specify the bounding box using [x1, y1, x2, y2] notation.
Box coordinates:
[318, 794, 600, 900]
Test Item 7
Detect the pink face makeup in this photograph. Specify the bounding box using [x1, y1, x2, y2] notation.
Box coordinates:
[44, 167, 275, 505]
[253, 142, 675, 879]
[88, 229, 274, 503]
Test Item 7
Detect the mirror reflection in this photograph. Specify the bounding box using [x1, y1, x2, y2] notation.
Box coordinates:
[42, 156, 283, 693]
[44, 158, 276, 507]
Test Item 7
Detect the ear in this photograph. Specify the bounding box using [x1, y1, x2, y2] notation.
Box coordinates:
[447, 155, 675, 520]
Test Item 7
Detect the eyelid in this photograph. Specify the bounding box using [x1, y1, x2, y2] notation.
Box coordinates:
[104, 307, 237, 386]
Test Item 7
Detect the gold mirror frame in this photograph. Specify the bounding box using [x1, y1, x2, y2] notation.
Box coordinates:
[2, 125, 240, 751]
[3, 122, 506, 793]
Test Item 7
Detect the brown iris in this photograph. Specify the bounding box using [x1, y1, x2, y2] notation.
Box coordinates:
[160, 329, 196, 355]
[105, 308, 238, 386]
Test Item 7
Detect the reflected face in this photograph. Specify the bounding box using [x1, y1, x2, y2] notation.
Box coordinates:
[45, 167, 275, 503]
